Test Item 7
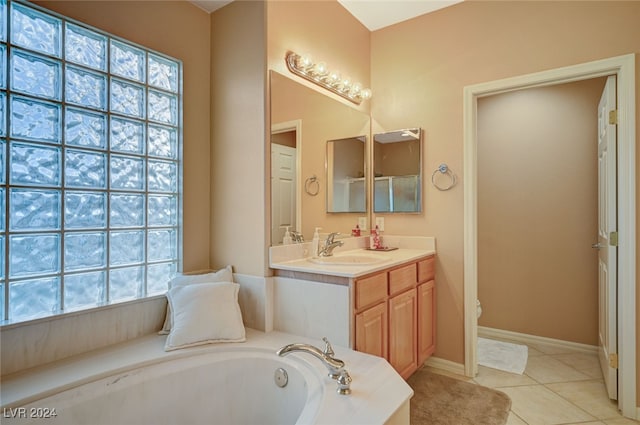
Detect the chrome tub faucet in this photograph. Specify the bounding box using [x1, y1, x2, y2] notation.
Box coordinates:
[276, 337, 352, 395]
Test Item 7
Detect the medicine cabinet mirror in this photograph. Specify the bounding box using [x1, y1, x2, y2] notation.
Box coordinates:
[373, 128, 422, 213]
[270, 71, 370, 245]
[326, 136, 367, 213]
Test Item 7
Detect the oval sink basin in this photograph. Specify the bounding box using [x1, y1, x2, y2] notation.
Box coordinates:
[308, 254, 387, 265]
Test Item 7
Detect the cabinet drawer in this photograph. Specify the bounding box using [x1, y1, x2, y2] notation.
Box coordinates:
[418, 257, 435, 283]
[355, 272, 388, 311]
[389, 263, 417, 296]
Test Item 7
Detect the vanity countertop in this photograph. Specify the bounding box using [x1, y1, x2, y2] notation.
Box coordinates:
[270, 236, 436, 278]
[271, 248, 435, 278]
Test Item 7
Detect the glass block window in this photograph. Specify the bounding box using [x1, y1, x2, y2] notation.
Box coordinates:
[1, 0, 182, 324]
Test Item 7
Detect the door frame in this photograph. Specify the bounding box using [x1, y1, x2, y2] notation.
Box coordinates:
[463, 54, 636, 418]
[271, 120, 302, 238]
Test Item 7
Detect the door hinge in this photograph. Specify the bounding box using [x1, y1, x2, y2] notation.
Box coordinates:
[609, 231, 618, 247]
[609, 353, 619, 369]
[609, 110, 618, 125]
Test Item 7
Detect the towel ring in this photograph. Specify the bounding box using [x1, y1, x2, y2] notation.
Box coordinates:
[431, 163, 456, 191]
[305, 175, 319, 196]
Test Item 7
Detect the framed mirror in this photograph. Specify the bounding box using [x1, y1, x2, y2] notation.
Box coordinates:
[373, 128, 422, 213]
[326, 135, 367, 213]
[270, 71, 370, 245]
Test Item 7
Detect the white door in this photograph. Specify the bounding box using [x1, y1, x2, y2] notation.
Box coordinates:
[271, 143, 296, 245]
[596, 75, 617, 400]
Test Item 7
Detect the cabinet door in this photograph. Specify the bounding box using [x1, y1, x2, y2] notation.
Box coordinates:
[418, 280, 436, 365]
[388, 289, 418, 379]
[355, 302, 388, 359]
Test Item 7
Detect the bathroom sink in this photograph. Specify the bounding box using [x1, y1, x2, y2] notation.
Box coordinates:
[308, 254, 387, 265]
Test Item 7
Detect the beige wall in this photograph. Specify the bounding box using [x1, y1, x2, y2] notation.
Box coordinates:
[33, 0, 212, 273]
[272, 131, 296, 149]
[370, 0, 640, 404]
[210, 1, 267, 276]
[477, 78, 605, 345]
[375, 140, 421, 176]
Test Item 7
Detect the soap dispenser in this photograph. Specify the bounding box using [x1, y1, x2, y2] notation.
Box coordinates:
[373, 225, 382, 249]
[311, 227, 321, 257]
[283, 226, 292, 245]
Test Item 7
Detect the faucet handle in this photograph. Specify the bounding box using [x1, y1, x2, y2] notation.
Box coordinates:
[336, 369, 352, 395]
[322, 337, 335, 357]
[326, 232, 340, 244]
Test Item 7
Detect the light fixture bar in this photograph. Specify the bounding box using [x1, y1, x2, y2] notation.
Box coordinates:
[285, 51, 372, 105]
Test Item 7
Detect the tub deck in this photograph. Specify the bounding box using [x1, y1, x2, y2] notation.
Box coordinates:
[1, 329, 412, 424]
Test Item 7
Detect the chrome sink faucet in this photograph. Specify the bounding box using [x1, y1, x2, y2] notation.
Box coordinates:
[317, 232, 344, 257]
[276, 337, 352, 395]
[290, 231, 304, 243]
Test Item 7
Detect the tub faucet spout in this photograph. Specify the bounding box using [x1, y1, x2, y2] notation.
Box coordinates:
[276, 337, 352, 395]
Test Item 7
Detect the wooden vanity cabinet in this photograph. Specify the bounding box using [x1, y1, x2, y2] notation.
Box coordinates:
[353, 255, 436, 380]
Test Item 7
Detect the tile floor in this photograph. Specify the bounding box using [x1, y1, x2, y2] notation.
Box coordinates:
[426, 337, 638, 425]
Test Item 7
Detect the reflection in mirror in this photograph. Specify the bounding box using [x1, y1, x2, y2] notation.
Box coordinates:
[270, 71, 370, 245]
[271, 121, 301, 246]
[373, 128, 422, 213]
[326, 136, 366, 213]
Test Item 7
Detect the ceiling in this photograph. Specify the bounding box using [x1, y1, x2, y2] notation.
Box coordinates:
[337, 0, 462, 31]
[190, 0, 463, 31]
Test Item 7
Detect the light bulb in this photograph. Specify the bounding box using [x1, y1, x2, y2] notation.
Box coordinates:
[361, 88, 372, 100]
[341, 76, 352, 92]
[327, 70, 341, 86]
[351, 82, 362, 95]
[298, 53, 313, 69]
[313, 61, 328, 76]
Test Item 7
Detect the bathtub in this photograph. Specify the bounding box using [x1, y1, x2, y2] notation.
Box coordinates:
[1, 330, 412, 425]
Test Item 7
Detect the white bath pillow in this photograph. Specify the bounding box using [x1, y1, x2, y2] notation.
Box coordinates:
[164, 282, 246, 352]
[159, 266, 234, 334]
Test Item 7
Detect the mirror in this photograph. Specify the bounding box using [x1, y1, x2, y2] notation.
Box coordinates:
[270, 71, 370, 245]
[373, 128, 422, 213]
[326, 135, 367, 213]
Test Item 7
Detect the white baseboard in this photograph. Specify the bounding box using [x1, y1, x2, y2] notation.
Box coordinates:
[423, 356, 466, 376]
[478, 326, 597, 354]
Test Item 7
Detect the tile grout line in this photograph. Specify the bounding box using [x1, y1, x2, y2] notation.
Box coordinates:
[528, 353, 603, 424]
[487, 339, 624, 425]
[538, 352, 623, 423]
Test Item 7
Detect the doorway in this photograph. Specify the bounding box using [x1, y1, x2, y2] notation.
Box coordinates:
[270, 120, 302, 246]
[463, 54, 636, 418]
[476, 78, 604, 343]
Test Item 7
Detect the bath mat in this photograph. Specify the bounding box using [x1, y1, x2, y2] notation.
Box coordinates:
[478, 337, 528, 374]
[408, 369, 511, 425]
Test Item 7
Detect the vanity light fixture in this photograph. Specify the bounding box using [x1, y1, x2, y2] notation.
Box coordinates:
[285, 51, 372, 105]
